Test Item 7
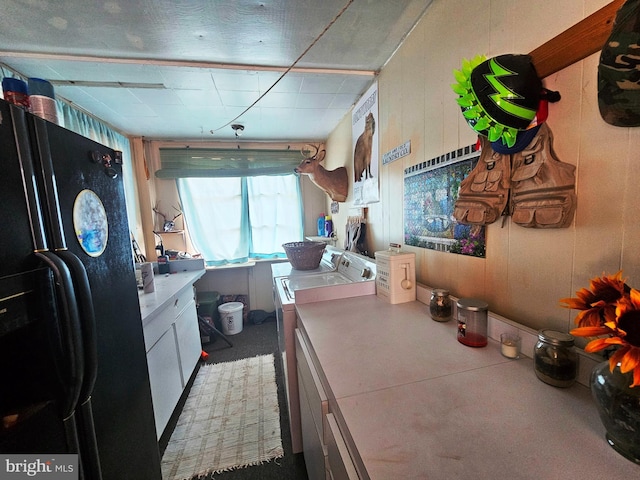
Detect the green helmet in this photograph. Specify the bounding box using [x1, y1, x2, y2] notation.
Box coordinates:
[452, 54, 542, 147]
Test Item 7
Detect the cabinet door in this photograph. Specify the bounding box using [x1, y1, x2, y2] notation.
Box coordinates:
[326, 413, 359, 480]
[146, 327, 183, 438]
[173, 284, 196, 317]
[298, 367, 328, 480]
[296, 328, 330, 480]
[175, 299, 201, 385]
[295, 329, 329, 443]
[143, 299, 176, 353]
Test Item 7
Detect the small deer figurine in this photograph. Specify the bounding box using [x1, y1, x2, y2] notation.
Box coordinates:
[153, 203, 183, 232]
[294, 145, 348, 202]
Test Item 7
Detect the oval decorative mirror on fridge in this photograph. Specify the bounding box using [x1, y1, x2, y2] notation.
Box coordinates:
[73, 188, 108, 257]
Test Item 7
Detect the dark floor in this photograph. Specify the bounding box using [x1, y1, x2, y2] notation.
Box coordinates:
[159, 317, 309, 480]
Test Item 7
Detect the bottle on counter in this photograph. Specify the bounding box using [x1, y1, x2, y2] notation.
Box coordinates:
[317, 213, 325, 236]
[429, 289, 452, 322]
[534, 329, 578, 387]
[157, 254, 170, 274]
[456, 298, 489, 347]
[324, 215, 333, 237]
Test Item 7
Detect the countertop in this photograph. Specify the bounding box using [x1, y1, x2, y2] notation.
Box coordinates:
[137, 270, 205, 325]
[295, 294, 639, 479]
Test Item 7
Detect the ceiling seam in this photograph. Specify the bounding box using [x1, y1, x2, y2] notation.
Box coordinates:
[0, 51, 376, 77]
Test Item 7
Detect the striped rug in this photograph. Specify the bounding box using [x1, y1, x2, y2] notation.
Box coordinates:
[161, 354, 284, 479]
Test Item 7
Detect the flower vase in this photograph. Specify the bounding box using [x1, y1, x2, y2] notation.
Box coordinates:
[590, 361, 640, 464]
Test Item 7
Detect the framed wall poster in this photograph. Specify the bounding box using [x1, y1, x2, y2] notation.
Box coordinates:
[352, 81, 379, 206]
[404, 144, 486, 258]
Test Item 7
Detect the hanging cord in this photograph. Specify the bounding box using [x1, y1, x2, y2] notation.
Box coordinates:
[211, 0, 355, 133]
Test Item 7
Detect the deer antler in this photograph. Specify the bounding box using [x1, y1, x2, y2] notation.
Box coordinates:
[301, 144, 319, 159]
[154, 203, 182, 232]
[171, 205, 183, 221]
[153, 203, 166, 222]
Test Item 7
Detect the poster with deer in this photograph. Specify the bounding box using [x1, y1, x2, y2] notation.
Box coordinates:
[352, 81, 379, 206]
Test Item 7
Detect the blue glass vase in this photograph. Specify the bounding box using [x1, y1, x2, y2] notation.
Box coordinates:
[590, 361, 640, 464]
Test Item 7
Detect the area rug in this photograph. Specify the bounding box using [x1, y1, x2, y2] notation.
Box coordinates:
[161, 354, 284, 480]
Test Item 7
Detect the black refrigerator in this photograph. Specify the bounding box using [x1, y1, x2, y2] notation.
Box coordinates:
[0, 98, 162, 479]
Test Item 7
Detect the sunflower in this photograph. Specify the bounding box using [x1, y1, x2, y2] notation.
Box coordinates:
[559, 271, 627, 327]
[570, 286, 640, 388]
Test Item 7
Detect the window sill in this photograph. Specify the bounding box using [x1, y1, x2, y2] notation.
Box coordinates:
[204, 257, 289, 271]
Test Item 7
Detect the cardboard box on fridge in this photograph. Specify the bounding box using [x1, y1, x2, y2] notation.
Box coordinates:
[374, 250, 416, 304]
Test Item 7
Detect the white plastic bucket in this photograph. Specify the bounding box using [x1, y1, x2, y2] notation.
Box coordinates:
[218, 302, 244, 335]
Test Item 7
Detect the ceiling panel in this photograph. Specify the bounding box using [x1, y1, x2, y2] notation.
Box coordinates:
[0, 0, 433, 141]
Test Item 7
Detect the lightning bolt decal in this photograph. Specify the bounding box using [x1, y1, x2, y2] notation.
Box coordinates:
[485, 58, 537, 121]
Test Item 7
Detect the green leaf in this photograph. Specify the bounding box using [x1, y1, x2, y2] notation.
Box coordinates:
[488, 126, 503, 142]
[475, 116, 491, 131]
[451, 83, 468, 95]
[453, 69, 468, 84]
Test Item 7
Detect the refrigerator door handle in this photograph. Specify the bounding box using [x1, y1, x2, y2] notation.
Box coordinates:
[9, 103, 49, 251]
[57, 251, 98, 402]
[35, 251, 85, 436]
[57, 250, 103, 480]
[29, 114, 67, 247]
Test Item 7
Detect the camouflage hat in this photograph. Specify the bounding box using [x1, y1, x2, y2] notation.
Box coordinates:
[598, 0, 640, 127]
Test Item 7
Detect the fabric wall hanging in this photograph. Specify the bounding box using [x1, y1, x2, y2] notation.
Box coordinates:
[404, 144, 486, 258]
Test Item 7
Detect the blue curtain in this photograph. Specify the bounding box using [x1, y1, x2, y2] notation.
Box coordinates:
[177, 175, 303, 266]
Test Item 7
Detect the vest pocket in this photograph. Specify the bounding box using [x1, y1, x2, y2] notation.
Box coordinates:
[469, 169, 503, 193]
[454, 194, 505, 226]
[511, 190, 576, 228]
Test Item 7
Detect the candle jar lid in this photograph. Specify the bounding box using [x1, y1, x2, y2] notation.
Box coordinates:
[456, 298, 488, 311]
[537, 329, 574, 347]
[2, 77, 28, 94]
[432, 288, 449, 297]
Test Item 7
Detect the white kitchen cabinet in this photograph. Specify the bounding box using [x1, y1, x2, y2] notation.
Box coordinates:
[296, 328, 332, 480]
[298, 369, 327, 480]
[146, 326, 183, 438]
[140, 275, 203, 438]
[325, 413, 358, 480]
[174, 294, 201, 384]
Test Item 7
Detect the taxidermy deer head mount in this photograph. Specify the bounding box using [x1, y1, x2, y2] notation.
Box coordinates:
[153, 203, 183, 232]
[294, 144, 348, 202]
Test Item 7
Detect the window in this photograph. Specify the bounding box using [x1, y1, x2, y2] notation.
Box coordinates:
[177, 175, 303, 265]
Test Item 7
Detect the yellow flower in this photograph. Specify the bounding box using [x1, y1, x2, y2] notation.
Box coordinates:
[571, 286, 640, 388]
[560, 271, 626, 327]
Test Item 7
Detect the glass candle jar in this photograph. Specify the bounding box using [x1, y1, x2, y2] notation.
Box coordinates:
[456, 298, 489, 347]
[2, 77, 30, 109]
[429, 289, 452, 322]
[534, 329, 578, 387]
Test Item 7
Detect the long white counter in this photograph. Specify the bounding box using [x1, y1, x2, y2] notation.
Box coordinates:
[295, 294, 639, 479]
[138, 269, 205, 438]
[138, 270, 205, 324]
